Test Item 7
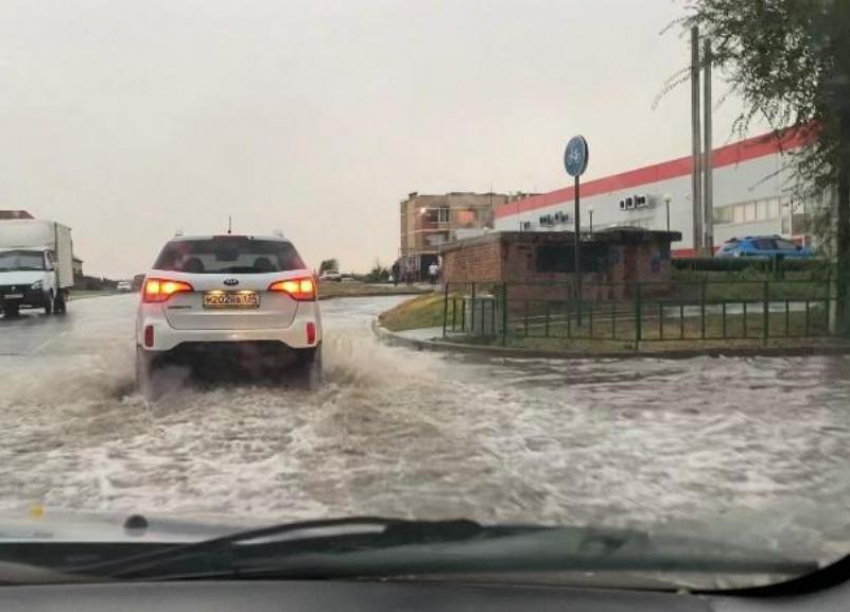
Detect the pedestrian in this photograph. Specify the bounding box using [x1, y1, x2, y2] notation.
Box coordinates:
[428, 261, 439, 286]
[391, 262, 400, 287]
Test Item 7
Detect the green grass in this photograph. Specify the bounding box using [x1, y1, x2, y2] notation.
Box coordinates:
[378, 293, 451, 331]
[319, 281, 429, 300]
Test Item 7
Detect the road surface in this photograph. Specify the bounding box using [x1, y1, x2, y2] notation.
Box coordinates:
[1, 295, 850, 563]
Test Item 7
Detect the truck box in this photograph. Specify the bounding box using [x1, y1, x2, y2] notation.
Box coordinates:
[0, 219, 74, 289]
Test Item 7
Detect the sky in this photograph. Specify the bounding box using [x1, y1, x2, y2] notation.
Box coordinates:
[0, 0, 749, 277]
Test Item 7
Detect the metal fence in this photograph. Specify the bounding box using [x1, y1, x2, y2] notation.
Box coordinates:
[442, 278, 845, 347]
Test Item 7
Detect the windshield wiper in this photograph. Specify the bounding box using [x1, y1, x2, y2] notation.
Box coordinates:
[69, 516, 500, 580]
[62, 516, 818, 584]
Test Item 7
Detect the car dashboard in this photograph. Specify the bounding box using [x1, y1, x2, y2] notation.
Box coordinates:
[0, 578, 848, 612]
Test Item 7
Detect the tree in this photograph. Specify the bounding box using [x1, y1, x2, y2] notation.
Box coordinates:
[672, 0, 850, 328]
[319, 259, 339, 274]
[364, 260, 390, 283]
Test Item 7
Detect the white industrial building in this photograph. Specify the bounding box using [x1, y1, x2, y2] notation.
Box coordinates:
[495, 130, 818, 256]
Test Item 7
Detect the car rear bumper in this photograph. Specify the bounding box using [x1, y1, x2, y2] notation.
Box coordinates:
[137, 302, 321, 352]
[143, 340, 318, 370]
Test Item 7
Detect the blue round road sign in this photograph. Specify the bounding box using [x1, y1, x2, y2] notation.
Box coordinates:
[564, 135, 589, 177]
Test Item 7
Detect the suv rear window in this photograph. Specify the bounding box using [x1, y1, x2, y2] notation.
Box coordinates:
[154, 237, 306, 274]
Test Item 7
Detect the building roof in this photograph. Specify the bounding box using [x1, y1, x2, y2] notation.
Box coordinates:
[495, 127, 813, 220]
[0, 210, 35, 220]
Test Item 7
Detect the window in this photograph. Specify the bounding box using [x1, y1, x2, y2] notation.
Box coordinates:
[714, 206, 734, 224]
[767, 198, 780, 218]
[775, 238, 799, 251]
[535, 244, 608, 274]
[0, 250, 46, 271]
[744, 202, 756, 222]
[733, 204, 746, 223]
[536, 245, 571, 273]
[456, 210, 475, 226]
[753, 239, 776, 251]
[154, 237, 306, 274]
[437, 208, 450, 224]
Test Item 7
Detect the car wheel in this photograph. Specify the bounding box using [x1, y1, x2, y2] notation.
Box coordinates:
[54, 291, 67, 315]
[3, 302, 20, 318]
[296, 345, 323, 390]
[136, 346, 163, 401]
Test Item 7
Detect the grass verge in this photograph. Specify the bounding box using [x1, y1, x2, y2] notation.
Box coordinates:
[319, 281, 429, 300]
[378, 293, 449, 331]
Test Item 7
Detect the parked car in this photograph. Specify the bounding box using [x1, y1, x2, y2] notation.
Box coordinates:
[715, 235, 815, 259]
[319, 270, 342, 282]
[116, 280, 133, 293]
[135, 234, 322, 399]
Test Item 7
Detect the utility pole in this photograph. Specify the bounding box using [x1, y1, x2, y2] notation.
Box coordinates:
[703, 39, 714, 255]
[691, 26, 704, 255]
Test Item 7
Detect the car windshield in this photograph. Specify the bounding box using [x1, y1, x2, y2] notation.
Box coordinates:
[0, 0, 848, 597]
[153, 238, 305, 274]
[0, 250, 45, 271]
[775, 239, 799, 251]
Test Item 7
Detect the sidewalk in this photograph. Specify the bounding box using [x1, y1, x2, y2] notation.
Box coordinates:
[393, 326, 444, 341]
[372, 320, 850, 360]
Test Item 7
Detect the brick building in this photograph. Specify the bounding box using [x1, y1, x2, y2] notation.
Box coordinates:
[398, 191, 509, 279]
[439, 229, 681, 303]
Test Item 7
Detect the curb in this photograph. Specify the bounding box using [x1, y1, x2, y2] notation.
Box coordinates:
[372, 321, 850, 361]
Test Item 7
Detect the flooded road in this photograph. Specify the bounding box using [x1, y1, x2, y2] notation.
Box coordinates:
[1, 294, 849, 562]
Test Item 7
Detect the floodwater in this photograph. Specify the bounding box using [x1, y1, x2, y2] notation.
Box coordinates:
[1, 294, 849, 565]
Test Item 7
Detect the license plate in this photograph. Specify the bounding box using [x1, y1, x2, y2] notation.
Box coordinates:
[4, 294, 23, 299]
[203, 291, 260, 309]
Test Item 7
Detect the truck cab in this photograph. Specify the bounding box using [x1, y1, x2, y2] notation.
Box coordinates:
[0, 247, 66, 316]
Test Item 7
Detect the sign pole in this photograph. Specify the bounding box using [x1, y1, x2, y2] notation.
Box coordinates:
[574, 175, 582, 325]
[564, 135, 589, 329]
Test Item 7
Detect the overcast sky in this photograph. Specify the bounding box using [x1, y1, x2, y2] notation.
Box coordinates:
[0, 0, 748, 277]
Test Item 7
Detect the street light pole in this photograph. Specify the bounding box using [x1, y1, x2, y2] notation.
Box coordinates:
[588, 206, 594, 234]
[664, 194, 672, 232]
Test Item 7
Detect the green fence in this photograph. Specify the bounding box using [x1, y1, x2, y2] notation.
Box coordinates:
[443, 278, 846, 347]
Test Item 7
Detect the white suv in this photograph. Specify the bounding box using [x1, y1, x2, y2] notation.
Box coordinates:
[135, 234, 322, 399]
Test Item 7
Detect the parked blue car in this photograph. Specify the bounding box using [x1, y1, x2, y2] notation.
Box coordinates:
[715, 235, 815, 259]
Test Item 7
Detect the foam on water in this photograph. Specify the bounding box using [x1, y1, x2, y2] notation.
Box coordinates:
[1, 294, 849, 566]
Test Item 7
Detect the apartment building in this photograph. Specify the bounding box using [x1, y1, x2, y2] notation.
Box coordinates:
[398, 191, 509, 278]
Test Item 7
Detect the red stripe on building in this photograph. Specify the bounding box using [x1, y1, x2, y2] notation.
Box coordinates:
[495, 128, 813, 220]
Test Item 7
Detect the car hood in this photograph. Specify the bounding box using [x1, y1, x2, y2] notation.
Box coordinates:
[0, 509, 256, 544]
[0, 270, 46, 286]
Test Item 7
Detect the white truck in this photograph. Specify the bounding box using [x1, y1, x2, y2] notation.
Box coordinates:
[0, 219, 74, 317]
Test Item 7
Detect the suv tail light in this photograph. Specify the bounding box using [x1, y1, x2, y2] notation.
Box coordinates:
[268, 277, 316, 301]
[143, 279, 194, 303]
